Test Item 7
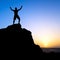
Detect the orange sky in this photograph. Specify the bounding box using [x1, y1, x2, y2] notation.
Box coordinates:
[32, 32, 60, 48]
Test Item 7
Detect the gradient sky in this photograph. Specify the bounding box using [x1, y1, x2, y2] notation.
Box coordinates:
[0, 0, 60, 48]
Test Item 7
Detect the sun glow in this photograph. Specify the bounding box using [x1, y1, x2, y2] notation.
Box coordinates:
[40, 36, 51, 48]
[32, 24, 60, 48]
[32, 32, 60, 48]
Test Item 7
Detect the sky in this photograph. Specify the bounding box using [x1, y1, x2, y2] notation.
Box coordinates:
[0, 0, 60, 48]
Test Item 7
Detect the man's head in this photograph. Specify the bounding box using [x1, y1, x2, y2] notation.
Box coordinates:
[15, 7, 17, 10]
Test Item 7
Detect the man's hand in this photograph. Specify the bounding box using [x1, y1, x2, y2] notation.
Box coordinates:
[10, 7, 14, 11]
[18, 5, 23, 11]
[10, 7, 11, 8]
[21, 5, 23, 8]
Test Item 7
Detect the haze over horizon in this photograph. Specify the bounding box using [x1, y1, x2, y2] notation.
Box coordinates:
[0, 0, 60, 48]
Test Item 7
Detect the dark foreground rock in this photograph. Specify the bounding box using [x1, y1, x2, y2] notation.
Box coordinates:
[0, 24, 43, 59]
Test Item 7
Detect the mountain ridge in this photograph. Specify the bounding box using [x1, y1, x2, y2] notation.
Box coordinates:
[0, 24, 43, 59]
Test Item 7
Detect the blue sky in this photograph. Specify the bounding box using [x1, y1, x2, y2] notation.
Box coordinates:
[0, 0, 60, 48]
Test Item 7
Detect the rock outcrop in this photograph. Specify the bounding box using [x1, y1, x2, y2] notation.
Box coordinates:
[0, 24, 43, 59]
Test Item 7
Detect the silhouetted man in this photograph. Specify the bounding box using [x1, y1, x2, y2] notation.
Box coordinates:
[10, 6, 22, 24]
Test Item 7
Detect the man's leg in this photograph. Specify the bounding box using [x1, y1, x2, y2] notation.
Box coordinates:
[17, 15, 20, 24]
[13, 16, 16, 24]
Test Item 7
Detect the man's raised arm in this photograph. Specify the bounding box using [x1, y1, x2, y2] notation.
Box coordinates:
[18, 6, 23, 11]
[10, 7, 14, 11]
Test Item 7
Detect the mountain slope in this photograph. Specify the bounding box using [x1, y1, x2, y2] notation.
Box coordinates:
[0, 24, 43, 59]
